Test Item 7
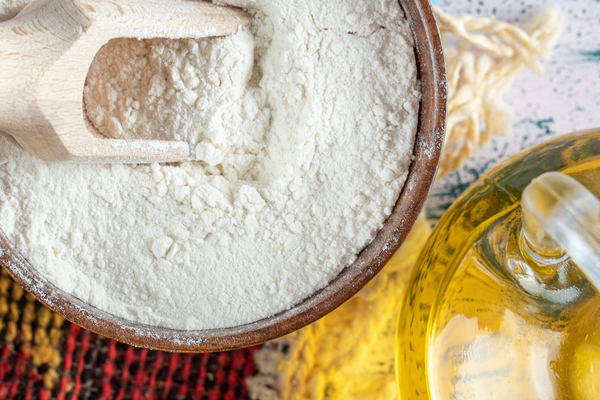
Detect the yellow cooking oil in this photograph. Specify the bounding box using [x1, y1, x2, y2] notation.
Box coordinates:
[396, 129, 600, 400]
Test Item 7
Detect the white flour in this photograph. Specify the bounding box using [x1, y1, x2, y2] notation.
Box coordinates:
[0, 0, 419, 329]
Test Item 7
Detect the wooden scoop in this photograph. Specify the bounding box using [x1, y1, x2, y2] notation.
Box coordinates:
[0, 0, 251, 163]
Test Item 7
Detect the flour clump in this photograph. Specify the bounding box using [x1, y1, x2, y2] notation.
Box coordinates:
[0, 0, 420, 329]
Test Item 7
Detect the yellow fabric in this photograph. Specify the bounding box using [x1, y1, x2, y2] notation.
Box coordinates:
[0, 268, 64, 390]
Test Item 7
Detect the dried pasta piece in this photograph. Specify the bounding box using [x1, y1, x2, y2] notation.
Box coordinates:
[435, 6, 564, 177]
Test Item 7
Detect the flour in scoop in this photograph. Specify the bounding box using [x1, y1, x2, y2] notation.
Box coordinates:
[0, 0, 420, 329]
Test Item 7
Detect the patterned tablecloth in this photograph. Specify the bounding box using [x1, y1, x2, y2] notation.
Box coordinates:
[428, 0, 600, 220]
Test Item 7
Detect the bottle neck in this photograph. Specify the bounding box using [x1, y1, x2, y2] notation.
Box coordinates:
[521, 172, 600, 293]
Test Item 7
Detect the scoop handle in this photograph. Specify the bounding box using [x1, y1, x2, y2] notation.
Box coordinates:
[85, 0, 252, 39]
[522, 171, 600, 291]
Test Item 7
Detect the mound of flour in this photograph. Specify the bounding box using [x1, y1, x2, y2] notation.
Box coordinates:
[0, 0, 419, 329]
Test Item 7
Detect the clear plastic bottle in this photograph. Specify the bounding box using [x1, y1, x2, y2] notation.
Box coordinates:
[396, 128, 600, 399]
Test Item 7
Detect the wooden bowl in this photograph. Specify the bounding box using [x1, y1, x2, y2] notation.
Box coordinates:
[0, 0, 446, 352]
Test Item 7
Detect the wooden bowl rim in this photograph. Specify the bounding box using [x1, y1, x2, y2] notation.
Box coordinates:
[0, 0, 446, 352]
